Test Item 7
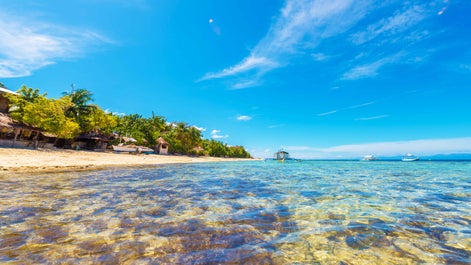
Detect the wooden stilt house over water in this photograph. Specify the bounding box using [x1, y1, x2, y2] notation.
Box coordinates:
[274, 150, 290, 161]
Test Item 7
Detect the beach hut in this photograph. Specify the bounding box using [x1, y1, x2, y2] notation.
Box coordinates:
[191, 146, 205, 156]
[73, 132, 109, 151]
[0, 112, 43, 148]
[156, 137, 169, 155]
[0, 86, 18, 113]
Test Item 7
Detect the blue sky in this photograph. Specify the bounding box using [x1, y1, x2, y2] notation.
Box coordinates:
[1, 0, 470, 158]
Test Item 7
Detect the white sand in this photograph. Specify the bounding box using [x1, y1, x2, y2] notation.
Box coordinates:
[0, 147, 253, 173]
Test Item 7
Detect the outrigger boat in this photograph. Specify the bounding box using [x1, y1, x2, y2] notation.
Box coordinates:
[361, 155, 378, 161]
[112, 144, 154, 154]
[274, 150, 290, 162]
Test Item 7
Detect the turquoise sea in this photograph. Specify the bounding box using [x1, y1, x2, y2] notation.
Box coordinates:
[1, 160, 470, 264]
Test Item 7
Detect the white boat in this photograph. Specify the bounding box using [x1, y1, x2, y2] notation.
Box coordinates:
[274, 150, 290, 161]
[112, 144, 154, 154]
[361, 155, 378, 161]
[402, 153, 419, 162]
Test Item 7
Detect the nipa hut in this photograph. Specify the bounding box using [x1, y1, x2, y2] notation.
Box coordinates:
[0, 112, 46, 148]
[156, 137, 169, 155]
[73, 132, 109, 151]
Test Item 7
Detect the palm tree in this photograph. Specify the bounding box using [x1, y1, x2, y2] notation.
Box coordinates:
[62, 86, 95, 130]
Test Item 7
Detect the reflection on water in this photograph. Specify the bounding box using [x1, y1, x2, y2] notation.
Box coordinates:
[1, 161, 470, 264]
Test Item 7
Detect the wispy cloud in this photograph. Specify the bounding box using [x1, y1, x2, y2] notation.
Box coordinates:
[317, 110, 337, 116]
[232, 79, 262, 90]
[351, 5, 427, 45]
[0, 11, 112, 78]
[342, 52, 405, 80]
[193, 125, 206, 132]
[311, 53, 331, 62]
[200, 0, 371, 88]
[354, 114, 389, 121]
[345, 101, 376, 110]
[317, 101, 375, 117]
[236, 115, 252, 121]
[277, 137, 471, 159]
[321, 137, 471, 157]
[200, 56, 278, 81]
[200, 1, 448, 88]
[211, 129, 228, 139]
[268, 124, 285, 129]
[458, 63, 471, 72]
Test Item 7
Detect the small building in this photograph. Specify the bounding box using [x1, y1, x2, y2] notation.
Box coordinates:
[156, 137, 169, 155]
[73, 132, 109, 151]
[0, 112, 44, 148]
[0, 86, 18, 113]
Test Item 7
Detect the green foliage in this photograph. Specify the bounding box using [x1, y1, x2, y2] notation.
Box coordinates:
[21, 95, 80, 139]
[81, 106, 118, 134]
[7, 85, 47, 119]
[115, 114, 146, 144]
[200, 139, 251, 158]
[5, 84, 251, 158]
[165, 122, 202, 154]
[62, 88, 95, 130]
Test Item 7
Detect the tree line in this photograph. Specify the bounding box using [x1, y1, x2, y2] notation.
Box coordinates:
[6, 85, 251, 158]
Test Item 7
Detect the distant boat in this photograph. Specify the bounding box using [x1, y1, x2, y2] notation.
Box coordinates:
[402, 153, 419, 162]
[112, 144, 154, 154]
[274, 150, 290, 162]
[361, 155, 378, 161]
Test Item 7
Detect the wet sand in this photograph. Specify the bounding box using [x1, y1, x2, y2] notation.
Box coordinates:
[0, 147, 253, 173]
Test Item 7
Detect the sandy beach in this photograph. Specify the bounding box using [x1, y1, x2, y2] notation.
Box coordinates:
[0, 147, 253, 173]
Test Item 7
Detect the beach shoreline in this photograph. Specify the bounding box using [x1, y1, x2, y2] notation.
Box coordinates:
[0, 147, 255, 174]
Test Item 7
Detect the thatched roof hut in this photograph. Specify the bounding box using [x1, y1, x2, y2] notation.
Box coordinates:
[156, 137, 169, 155]
[0, 112, 39, 132]
[0, 87, 18, 113]
[73, 131, 109, 151]
[0, 112, 43, 148]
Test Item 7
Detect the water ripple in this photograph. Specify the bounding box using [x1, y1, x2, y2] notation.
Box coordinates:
[0, 161, 470, 264]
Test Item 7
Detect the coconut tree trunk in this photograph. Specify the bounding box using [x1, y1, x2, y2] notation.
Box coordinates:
[12, 128, 20, 148]
[33, 131, 39, 149]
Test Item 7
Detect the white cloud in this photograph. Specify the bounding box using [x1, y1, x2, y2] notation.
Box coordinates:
[211, 129, 228, 139]
[321, 138, 471, 157]
[192, 125, 206, 132]
[351, 5, 427, 45]
[311, 53, 331, 61]
[200, 1, 449, 87]
[200, 0, 371, 87]
[236, 115, 252, 121]
[200, 56, 278, 81]
[345, 101, 376, 110]
[231, 79, 262, 90]
[354, 114, 389, 121]
[268, 124, 285, 129]
[317, 101, 376, 118]
[283, 137, 471, 159]
[317, 110, 337, 116]
[0, 11, 112, 78]
[342, 52, 405, 80]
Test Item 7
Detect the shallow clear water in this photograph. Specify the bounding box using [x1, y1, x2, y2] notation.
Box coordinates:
[1, 161, 470, 264]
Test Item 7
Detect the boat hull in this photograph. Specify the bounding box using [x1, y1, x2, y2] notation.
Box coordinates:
[112, 145, 154, 154]
[402, 158, 419, 162]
